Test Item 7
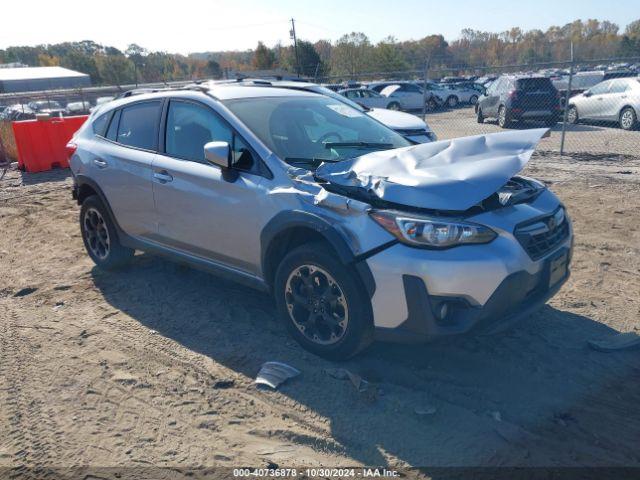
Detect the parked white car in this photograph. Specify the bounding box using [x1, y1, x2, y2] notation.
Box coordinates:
[339, 88, 399, 110]
[567, 77, 640, 130]
[379, 84, 427, 110]
[439, 84, 481, 107]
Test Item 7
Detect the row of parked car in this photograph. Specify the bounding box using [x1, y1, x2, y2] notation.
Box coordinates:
[0, 96, 115, 122]
[330, 80, 485, 113]
[474, 73, 640, 131]
[332, 67, 639, 131]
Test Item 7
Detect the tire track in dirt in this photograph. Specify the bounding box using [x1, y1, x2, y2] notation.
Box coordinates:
[94, 313, 341, 462]
[0, 307, 63, 479]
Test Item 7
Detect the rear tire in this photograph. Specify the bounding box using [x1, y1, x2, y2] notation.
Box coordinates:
[497, 105, 511, 128]
[274, 242, 374, 360]
[620, 107, 637, 131]
[80, 195, 134, 270]
[476, 107, 484, 123]
[469, 95, 478, 105]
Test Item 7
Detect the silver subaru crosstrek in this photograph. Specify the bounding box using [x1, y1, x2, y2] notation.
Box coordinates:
[69, 82, 573, 359]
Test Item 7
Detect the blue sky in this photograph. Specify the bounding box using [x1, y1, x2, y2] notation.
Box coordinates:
[0, 0, 635, 53]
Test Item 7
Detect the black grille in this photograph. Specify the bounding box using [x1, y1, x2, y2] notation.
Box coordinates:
[515, 209, 570, 260]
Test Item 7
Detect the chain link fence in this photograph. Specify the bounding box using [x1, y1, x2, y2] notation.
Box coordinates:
[1, 56, 639, 164]
[316, 55, 640, 159]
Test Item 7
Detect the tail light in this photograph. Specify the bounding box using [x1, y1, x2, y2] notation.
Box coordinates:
[508, 90, 518, 101]
[65, 140, 78, 160]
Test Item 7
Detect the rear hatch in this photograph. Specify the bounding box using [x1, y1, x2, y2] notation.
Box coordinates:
[513, 78, 559, 112]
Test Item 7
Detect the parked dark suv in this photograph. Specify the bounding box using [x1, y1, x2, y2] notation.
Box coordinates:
[476, 75, 562, 128]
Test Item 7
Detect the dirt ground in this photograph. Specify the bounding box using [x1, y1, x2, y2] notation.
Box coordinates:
[1, 134, 639, 477]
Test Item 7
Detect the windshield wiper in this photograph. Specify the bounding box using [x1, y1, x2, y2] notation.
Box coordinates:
[324, 142, 394, 149]
[285, 157, 340, 169]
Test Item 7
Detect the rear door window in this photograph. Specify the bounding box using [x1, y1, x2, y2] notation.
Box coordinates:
[608, 80, 629, 94]
[116, 101, 162, 150]
[403, 84, 422, 93]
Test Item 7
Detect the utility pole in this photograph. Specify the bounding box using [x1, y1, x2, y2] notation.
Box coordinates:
[290, 18, 301, 77]
[421, 56, 432, 121]
[560, 41, 574, 156]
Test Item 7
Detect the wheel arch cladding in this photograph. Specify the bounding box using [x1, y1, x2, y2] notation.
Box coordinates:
[260, 210, 376, 298]
[74, 175, 124, 240]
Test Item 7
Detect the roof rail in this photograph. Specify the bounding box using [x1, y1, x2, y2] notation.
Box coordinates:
[115, 83, 211, 99]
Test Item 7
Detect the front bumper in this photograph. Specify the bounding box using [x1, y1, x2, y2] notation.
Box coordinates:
[365, 197, 573, 342]
[374, 249, 570, 343]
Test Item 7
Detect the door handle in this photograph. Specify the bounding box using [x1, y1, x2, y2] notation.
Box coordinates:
[153, 170, 173, 183]
[93, 158, 108, 168]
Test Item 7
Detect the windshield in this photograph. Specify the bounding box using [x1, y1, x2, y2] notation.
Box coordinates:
[224, 95, 410, 168]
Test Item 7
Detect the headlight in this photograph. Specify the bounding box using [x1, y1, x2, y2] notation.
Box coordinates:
[370, 210, 497, 248]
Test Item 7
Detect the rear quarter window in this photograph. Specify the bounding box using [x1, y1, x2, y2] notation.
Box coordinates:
[92, 112, 111, 136]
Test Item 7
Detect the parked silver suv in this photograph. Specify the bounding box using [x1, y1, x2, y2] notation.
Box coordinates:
[69, 83, 573, 359]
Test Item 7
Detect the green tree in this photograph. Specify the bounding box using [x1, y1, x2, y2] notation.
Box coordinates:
[331, 32, 372, 77]
[252, 42, 275, 69]
[372, 37, 408, 75]
[97, 54, 134, 86]
[206, 58, 223, 78]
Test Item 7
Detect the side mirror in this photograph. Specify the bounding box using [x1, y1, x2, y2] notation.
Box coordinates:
[583, 90, 592, 97]
[204, 141, 231, 169]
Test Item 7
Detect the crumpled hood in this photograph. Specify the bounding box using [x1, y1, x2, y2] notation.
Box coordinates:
[315, 128, 548, 211]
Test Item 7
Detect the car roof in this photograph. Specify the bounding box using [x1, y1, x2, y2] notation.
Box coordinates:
[95, 83, 321, 113]
[206, 84, 318, 100]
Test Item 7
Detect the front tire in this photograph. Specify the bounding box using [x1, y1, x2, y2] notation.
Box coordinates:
[620, 107, 637, 131]
[476, 107, 484, 123]
[274, 242, 374, 360]
[80, 195, 134, 270]
[446, 95, 459, 108]
[469, 94, 478, 105]
[567, 105, 579, 124]
[387, 101, 401, 111]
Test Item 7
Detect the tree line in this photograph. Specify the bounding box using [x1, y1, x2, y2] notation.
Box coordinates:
[1, 18, 638, 86]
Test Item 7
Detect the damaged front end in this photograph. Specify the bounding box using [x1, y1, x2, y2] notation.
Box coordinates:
[313, 128, 550, 217]
[283, 128, 571, 339]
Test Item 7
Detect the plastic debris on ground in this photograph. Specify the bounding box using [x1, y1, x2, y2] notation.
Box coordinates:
[255, 362, 300, 389]
[325, 367, 369, 392]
